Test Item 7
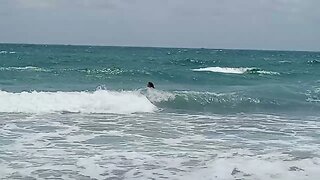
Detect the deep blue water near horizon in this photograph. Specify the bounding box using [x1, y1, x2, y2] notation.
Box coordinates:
[0, 43, 319, 179]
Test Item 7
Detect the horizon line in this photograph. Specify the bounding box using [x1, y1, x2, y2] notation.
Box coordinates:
[0, 42, 319, 53]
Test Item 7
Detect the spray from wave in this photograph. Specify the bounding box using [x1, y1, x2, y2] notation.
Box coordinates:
[192, 67, 279, 75]
[0, 90, 156, 114]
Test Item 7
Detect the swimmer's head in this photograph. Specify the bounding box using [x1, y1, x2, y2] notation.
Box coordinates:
[147, 82, 155, 88]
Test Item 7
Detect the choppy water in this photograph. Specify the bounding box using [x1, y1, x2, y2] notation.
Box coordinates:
[0, 43, 319, 179]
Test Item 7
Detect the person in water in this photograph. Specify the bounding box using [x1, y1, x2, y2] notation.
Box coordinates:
[147, 82, 155, 88]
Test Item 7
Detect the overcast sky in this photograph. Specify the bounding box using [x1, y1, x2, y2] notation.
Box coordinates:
[0, 0, 319, 51]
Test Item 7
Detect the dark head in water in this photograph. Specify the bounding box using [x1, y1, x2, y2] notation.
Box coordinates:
[147, 82, 155, 88]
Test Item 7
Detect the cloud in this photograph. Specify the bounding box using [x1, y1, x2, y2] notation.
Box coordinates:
[11, 0, 120, 10]
[0, 0, 319, 51]
[14, 0, 57, 9]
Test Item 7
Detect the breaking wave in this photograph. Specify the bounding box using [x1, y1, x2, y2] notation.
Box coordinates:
[0, 90, 156, 114]
[192, 67, 279, 75]
[0, 88, 318, 114]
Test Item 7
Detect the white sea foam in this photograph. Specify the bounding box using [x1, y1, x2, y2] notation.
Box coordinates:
[192, 67, 279, 75]
[182, 155, 320, 180]
[0, 90, 156, 114]
[0, 113, 319, 179]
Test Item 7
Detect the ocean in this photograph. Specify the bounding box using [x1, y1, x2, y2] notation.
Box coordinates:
[0, 43, 319, 179]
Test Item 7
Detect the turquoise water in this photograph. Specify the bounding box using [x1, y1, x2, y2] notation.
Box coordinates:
[0, 43, 319, 179]
[0, 44, 319, 114]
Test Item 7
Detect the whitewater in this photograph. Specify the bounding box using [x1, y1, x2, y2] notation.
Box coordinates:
[0, 43, 319, 179]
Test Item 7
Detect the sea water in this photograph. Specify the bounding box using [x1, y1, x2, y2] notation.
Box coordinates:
[0, 44, 319, 179]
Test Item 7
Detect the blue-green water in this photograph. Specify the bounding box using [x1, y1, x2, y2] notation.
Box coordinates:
[0, 43, 319, 179]
[0, 43, 319, 114]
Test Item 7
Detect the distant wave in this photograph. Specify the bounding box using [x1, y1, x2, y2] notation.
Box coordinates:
[0, 90, 156, 114]
[0, 50, 16, 54]
[77, 68, 124, 75]
[0, 66, 50, 72]
[278, 60, 292, 64]
[192, 67, 279, 75]
[0, 66, 151, 76]
[307, 60, 320, 64]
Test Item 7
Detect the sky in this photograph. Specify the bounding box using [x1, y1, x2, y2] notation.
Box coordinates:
[0, 0, 319, 51]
